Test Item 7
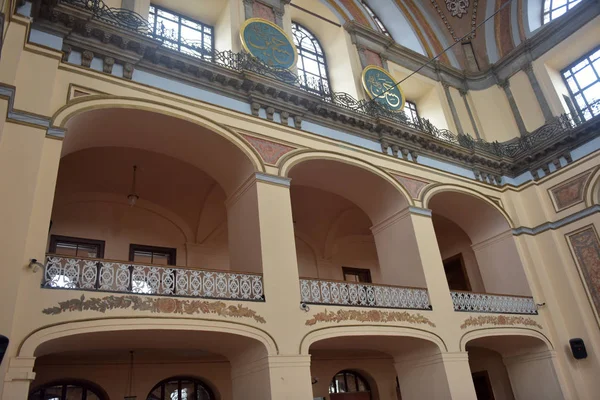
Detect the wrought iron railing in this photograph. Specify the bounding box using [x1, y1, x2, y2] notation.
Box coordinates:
[52, 0, 600, 159]
[300, 278, 431, 310]
[451, 290, 537, 314]
[43, 255, 265, 301]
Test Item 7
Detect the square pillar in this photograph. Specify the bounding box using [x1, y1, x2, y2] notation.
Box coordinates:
[232, 355, 312, 400]
[2, 357, 36, 400]
[372, 207, 454, 313]
[503, 350, 564, 400]
[395, 352, 477, 400]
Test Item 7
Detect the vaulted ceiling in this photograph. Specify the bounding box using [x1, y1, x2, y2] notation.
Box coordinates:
[318, 0, 539, 71]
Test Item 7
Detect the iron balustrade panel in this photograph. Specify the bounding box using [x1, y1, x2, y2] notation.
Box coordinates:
[299, 278, 431, 310]
[43, 255, 264, 301]
[450, 291, 537, 314]
[48, 0, 600, 160]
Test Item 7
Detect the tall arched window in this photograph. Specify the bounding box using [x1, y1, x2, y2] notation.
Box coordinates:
[147, 376, 214, 400]
[291, 22, 331, 96]
[329, 370, 371, 397]
[29, 380, 107, 400]
[543, 0, 582, 24]
[361, 1, 390, 37]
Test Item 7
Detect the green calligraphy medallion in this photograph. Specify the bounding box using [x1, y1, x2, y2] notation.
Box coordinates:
[240, 18, 298, 70]
[361, 65, 406, 112]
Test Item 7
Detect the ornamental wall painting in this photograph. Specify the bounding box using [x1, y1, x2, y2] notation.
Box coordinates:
[566, 225, 600, 326]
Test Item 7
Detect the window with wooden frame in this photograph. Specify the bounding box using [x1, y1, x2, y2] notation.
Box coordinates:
[342, 267, 372, 283]
[49, 235, 105, 259]
[443, 253, 471, 291]
[129, 244, 176, 265]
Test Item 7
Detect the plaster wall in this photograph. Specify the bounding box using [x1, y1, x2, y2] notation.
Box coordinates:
[449, 86, 477, 137]
[509, 71, 545, 132]
[469, 85, 520, 142]
[468, 347, 515, 400]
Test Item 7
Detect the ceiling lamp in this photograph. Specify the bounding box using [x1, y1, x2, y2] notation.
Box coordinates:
[127, 165, 139, 206]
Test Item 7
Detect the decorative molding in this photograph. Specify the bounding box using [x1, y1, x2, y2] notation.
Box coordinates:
[255, 172, 291, 187]
[241, 134, 296, 165]
[42, 294, 267, 323]
[392, 174, 430, 198]
[549, 169, 595, 211]
[566, 225, 600, 326]
[430, 0, 479, 41]
[305, 308, 436, 327]
[460, 315, 542, 330]
[513, 205, 600, 236]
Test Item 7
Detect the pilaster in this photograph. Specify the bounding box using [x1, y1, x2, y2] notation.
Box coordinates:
[1, 357, 36, 400]
[441, 81, 464, 135]
[459, 88, 481, 139]
[523, 62, 555, 123]
[498, 78, 528, 136]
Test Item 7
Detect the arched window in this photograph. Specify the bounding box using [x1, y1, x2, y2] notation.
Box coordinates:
[147, 376, 214, 400]
[543, 0, 582, 24]
[291, 22, 331, 96]
[29, 380, 107, 400]
[329, 370, 371, 396]
[361, 1, 390, 37]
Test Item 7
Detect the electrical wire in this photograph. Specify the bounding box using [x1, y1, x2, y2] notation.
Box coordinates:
[367, 0, 517, 106]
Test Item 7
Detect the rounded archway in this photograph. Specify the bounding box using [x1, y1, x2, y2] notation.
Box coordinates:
[424, 187, 531, 297]
[283, 155, 428, 295]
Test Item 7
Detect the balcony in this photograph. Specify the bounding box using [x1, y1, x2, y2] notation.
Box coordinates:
[299, 278, 431, 310]
[43, 255, 265, 302]
[450, 290, 537, 315]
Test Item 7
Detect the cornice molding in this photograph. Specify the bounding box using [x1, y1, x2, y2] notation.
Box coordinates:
[344, 0, 600, 90]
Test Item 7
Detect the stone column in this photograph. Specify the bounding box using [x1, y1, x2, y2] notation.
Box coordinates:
[503, 350, 564, 400]
[395, 352, 477, 400]
[243, 0, 254, 20]
[498, 79, 528, 136]
[459, 89, 481, 139]
[1, 357, 36, 400]
[442, 82, 464, 135]
[523, 62, 555, 123]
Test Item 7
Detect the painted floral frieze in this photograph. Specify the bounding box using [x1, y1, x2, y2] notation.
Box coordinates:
[42, 295, 266, 323]
[305, 308, 436, 327]
[460, 315, 542, 330]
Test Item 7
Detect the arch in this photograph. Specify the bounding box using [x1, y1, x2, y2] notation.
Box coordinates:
[146, 375, 216, 400]
[585, 167, 600, 206]
[460, 328, 553, 352]
[329, 369, 372, 395]
[300, 325, 446, 355]
[280, 151, 413, 224]
[29, 379, 109, 400]
[50, 96, 264, 195]
[18, 318, 278, 359]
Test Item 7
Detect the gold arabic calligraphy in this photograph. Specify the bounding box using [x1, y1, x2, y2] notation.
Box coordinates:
[367, 73, 401, 109]
[246, 24, 293, 67]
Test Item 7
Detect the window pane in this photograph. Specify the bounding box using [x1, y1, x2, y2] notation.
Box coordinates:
[76, 244, 98, 258]
[551, 6, 567, 19]
[566, 76, 579, 93]
[42, 386, 63, 399]
[165, 381, 179, 400]
[65, 385, 84, 399]
[582, 82, 600, 104]
[554, 0, 568, 7]
[55, 242, 78, 256]
[153, 252, 170, 265]
[157, 17, 179, 39]
[346, 374, 358, 392]
[133, 251, 153, 264]
[574, 66, 597, 89]
[334, 374, 347, 393]
[157, 9, 178, 21]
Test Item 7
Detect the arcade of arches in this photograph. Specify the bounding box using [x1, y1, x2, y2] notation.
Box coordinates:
[0, 0, 599, 399]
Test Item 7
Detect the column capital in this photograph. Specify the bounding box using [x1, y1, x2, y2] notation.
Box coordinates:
[522, 61, 533, 73]
[370, 207, 432, 235]
[497, 79, 510, 89]
[4, 357, 36, 382]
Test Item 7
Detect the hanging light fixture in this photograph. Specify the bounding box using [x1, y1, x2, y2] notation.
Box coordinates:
[127, 165, 139, 206]
[124, 350, 137, 400]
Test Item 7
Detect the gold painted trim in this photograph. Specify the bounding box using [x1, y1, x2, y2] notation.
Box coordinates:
[361, 65, 406, 112]
[18, 316, 279, 356]
[564, 224, 600, 330]
[239, 17, 298, 71]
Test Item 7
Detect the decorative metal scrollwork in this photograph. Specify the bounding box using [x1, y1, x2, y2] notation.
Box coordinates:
[43, 256, 265, 301]
[450, 291, 537, 314]
[299, 278, 431, 310]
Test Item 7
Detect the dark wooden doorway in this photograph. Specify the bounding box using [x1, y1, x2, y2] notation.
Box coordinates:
[443, 253, 471, 291]
[472, 371, 495, 400]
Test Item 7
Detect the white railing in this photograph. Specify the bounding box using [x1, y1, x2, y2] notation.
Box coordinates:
[43, 255, 264, 301]
[451, 291, 537, 314]
[299, 278, 431, 310]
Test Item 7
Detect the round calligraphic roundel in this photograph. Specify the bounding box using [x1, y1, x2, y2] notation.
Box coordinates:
[240, 18, 298, 70]
[361, 65, 406, 112]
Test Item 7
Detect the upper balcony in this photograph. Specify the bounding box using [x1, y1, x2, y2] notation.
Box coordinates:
[28, 0, 600, 183]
